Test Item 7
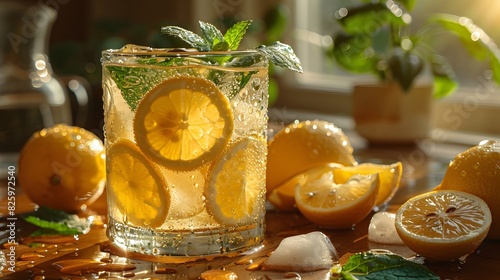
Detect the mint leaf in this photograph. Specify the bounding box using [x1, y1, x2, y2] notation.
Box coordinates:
[199, 21, 224, 48]
[239, 71, 258, 93]
[105, 58, 190, 111]
[105, 65, 161, 111]
[161, 26, 210, 51]
[213, 41, 230, 51]
[337, 252, 439, 280]
[224, 20, 252, 50]
[22, 206, 91, 235]
[257, 41, 303, 73]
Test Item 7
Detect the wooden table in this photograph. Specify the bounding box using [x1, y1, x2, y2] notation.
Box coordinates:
[1, 138, 500, 279]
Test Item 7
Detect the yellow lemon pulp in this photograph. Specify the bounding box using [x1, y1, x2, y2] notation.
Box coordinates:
[333, 162, 402, 207]
[266, 120, 357, 194]
[206, 137, 267, 226]
[266, 175, 299, 212]
[293, 164, 379, 228]
[107, 140, 169, 228]
[134, 76, 233, 171]
[267, 163, 344, 211]
[18, 124, 106, 212]
[395, 190, 491, 261]
[434, 140, 500, 239]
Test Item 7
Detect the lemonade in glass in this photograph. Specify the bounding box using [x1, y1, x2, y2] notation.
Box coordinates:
[102, 45, 269, 255]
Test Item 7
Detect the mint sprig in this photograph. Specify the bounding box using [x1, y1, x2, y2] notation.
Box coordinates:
[332, 252, 439, 280]
[161, 20, 303, 73]
[22, 206, 91, 235]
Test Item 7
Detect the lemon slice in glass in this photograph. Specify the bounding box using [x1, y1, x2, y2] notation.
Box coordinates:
[134, 76, 233, 171]
[205, 137, 267, 226]
[107, 140, 169, 228]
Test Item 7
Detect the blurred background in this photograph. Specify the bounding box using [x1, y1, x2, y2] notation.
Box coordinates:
[1, 0, 500, 170]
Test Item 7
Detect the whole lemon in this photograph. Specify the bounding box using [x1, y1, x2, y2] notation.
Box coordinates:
[266, 120, 357, 193]
[435, 140, 500, 239]
[18, 124, 106, 212]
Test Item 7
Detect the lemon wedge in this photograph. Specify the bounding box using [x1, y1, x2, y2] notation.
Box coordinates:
[293, 164, 379, 228]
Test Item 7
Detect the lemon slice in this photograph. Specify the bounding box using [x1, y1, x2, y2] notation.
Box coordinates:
[294, 164, 379, 228]
[333, 162, 402, 208]
[134, 76, 233, 171]
[205, 137, 267, 226]
[395, 190, 491, 261]
[107, 140, 169, 228]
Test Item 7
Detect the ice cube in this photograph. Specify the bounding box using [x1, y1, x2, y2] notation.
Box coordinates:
[262, 231, 338, 272]
[368, 212, 404, 245]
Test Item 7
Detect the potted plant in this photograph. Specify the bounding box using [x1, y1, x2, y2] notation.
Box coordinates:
[327, 0, 500, 143]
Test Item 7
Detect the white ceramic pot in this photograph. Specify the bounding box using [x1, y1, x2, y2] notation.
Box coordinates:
[352, 82, 433, 144]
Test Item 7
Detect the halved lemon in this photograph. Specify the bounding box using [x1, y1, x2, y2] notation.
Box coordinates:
[134, 76, 233, 171]
[333, 162, 402, 208]
[395, 190, 491, 261]
[205, 137, 267, 226]
[107, 140, 169, 228]
[294, 164, 379, 228]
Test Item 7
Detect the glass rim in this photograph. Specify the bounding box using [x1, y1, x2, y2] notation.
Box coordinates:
[102, 47, 262, 58]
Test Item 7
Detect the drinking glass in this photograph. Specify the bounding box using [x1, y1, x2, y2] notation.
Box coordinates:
[101, 45, 269, 255]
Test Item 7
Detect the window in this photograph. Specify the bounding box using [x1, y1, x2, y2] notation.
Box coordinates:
[279, 0, 500, 137]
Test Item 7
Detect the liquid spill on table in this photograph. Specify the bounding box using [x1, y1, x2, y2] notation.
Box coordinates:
[0, 215, 334, 279]
[2, 145, 500, 279]
[2, 207, 500, 279]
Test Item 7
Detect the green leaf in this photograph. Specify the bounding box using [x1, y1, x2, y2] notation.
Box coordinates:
[330, 33, 377, 74]
[388, 48, 424, 91]
[337, 3, 410, 35]
[488, 52, 500, 85]
[431, 14, 500, 87]
[224, 20, 252, 50]
[212, 41, 230, 51]
[105, 66, 161, 111]
[396, 0, 417, 11]
[22, 206, 91, 235]
[339, 252, 439, 280]
[430, 14, 489, 60]
[161, 25, 210, 51]
[199, 21, 224, 48]
[239, 70, 258, 94]
[257, 41, 303, 73]
[105, 58, 188, 111]
[431, 55, 458, 98]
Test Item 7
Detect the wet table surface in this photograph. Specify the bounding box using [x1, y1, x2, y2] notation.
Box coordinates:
[1, 137, 500, 279]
